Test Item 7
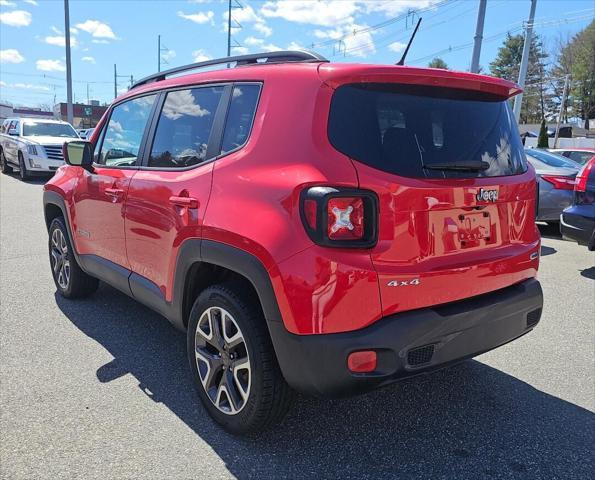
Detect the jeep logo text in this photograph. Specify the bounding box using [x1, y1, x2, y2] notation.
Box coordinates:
[476, 188, 498, 202]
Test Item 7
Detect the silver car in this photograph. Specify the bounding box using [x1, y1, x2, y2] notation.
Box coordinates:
[525, 149, 580, 224]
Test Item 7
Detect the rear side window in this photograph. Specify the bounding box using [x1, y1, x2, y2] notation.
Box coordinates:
[525, 149, 578, 169]
[328, 83, 527, 179]
[220, 84, 260, 154]
[568, 151, 594, 165]
[148, 86, 224, 168]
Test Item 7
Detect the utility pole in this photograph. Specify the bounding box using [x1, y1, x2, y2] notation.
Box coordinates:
[158, 35, 161, 72]
[130, 75, 134, 89]
[553, 74, 570, 148]
[470, 0, 487, 73]
[64, 0, 73, 125]
[114, 64, 117, 99]
[86, 83, 89, 104]
[513, 0, 538, 123]
[227, 0, 232, 57]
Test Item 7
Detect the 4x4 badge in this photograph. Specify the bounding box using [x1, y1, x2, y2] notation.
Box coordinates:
[387, 278, 420, 287]
[476, 188, 498, 202]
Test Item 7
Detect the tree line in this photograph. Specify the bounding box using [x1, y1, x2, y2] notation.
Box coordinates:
[428, 20, 594, 128]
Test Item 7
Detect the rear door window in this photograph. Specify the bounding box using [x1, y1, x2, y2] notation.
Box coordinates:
[148, 86, 224, 168]
[328, 83, 527, 179]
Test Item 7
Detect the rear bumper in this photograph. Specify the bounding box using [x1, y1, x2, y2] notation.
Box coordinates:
[560, 207, 595, 249]
[269, 278, 543, 397]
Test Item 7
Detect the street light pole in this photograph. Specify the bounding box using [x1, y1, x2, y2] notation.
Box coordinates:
[513, 0, 538, 123]
[158, 34, 161, 72]
[227, 0, 232, 58]
[470, 0, 487, 73]
[64, 0, 73, 125]
[114, 64, 117, 99]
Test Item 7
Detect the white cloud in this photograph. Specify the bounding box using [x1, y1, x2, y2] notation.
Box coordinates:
[363, 0, 440, 17]
[316, 23, 376, 58]
[178, 10, 214, 25]
[50, 25, 61, 34]
[92, 39, 109, 44]
[81, 56, 95, 63]
[24, 0, 38, 5]
[188, 0, 212, 3]
[163, 90, 210, 120]
[0, 1, 16, 6]
[161, 49, 176, 63]
[0, 48, 25, 63]
[253, 22, 272, 37]
[75, 19, 116, 39]
[242, 37, 282, 52]
[388, 41, 406, 53]
[232, 4, 262, 24]
[0, 10, 32, 27]
[70, 27, 78, 34]
[2, 81, 49, 91]
[260, 1, 357, 26]
[287, 41, 305, 51]
[192, 49, 211, 62]
[36, 59, 66, 72]
[231, 46, 249, 55]
[45, 35, 78, 47]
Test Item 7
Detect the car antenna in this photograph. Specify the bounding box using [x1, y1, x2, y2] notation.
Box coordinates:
[396, 17, 422, 66]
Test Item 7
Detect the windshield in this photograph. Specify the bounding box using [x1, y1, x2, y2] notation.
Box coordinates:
[22, 122, 78, 138]
[525, 149, 578, 169]
[328, 83, 527, 179]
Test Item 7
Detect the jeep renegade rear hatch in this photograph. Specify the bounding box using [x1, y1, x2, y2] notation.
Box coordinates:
[324, 70, 539, 317]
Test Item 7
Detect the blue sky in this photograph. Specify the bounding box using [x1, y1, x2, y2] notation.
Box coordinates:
[1, 0, 593, 107]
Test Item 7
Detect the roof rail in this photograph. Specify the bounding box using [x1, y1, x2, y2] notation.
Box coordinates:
[130, 50, 328, 90]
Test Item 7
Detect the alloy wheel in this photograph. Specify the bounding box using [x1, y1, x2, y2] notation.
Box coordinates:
[50, 228, 71, 289]
[194, 306, 251, 415]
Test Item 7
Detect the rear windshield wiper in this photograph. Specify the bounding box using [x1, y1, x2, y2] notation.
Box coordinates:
[423, 160, 490, 171]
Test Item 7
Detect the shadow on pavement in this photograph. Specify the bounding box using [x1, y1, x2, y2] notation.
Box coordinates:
[580, 266, 595, 280]
[537, 222, 562, 240]
[55, 285, 594, 479]
[540, 245, 557, 257]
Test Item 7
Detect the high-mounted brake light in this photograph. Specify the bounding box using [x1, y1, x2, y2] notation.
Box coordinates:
[541, 175, 576, 190]
[574, 158, 595, 193]
[300, 187, 378, 248]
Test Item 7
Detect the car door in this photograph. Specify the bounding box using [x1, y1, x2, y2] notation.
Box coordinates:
[72, 93, 157, 280]
[124, 84, 231, 302]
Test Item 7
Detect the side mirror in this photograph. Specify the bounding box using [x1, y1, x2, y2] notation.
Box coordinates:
[63, 140, 93, 170]
[8, 128, 18, 136]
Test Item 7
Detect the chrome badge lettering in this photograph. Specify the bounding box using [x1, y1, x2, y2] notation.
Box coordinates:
[387, 278, 420, 287]
[476, 188, 498, 202]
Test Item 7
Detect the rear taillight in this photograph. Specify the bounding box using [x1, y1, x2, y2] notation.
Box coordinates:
[300, 186, 378, 248]
[541, 175, 576, 190]
[575, 158, 595, 192]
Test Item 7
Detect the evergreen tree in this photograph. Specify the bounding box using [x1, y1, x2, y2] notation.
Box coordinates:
[537, 118, 549, 148]
[428, 58, 448, 69]
[490, 32, 549, 123]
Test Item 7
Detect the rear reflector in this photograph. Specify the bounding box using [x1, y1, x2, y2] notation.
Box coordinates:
[347, 350, 377, 373]
[541, 175, 576, 190]
[327, 197, 364, 240]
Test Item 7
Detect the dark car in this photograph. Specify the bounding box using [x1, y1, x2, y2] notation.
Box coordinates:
[560, 157, 595, 250]
[524, 148, 580, 224]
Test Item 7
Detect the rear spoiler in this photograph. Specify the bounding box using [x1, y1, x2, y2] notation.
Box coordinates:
[318, 64, 522, 99]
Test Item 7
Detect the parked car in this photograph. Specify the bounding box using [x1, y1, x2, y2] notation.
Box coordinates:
[0, 118, 79, 180]
[560, 157, 595, 250]
[77, 128, 95, 140]
[549, 148, 595, 166]
[524, 148, 580, 224]
[43, 51, 543, 434]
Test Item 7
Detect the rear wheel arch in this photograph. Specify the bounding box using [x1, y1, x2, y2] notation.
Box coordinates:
[174, 240, 284, 331]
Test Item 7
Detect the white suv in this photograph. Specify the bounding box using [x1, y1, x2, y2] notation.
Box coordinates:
[0, 118, 80, 180]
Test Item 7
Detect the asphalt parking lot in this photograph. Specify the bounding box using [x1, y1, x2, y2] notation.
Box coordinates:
[1, 173, 593, 480]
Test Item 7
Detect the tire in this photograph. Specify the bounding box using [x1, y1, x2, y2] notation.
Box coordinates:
[0, 148, 12, 174]
[48, 217, 99, 298]
[187, 283, 294, 434]
[18, 152, 30, 181]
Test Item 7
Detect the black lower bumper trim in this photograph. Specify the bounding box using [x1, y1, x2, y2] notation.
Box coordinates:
[269, 279, 543, 398]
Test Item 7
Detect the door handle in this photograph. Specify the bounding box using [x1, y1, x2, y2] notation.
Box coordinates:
[169, 196, 199, 209]
[105, 188, 124, 201]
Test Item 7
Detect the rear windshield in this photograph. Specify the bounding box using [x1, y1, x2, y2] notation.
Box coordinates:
[524, 149, 578, 169]
[328, 83, 527, 179]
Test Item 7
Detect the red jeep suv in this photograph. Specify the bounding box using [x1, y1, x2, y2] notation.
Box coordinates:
[43, 51, 543, 434]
